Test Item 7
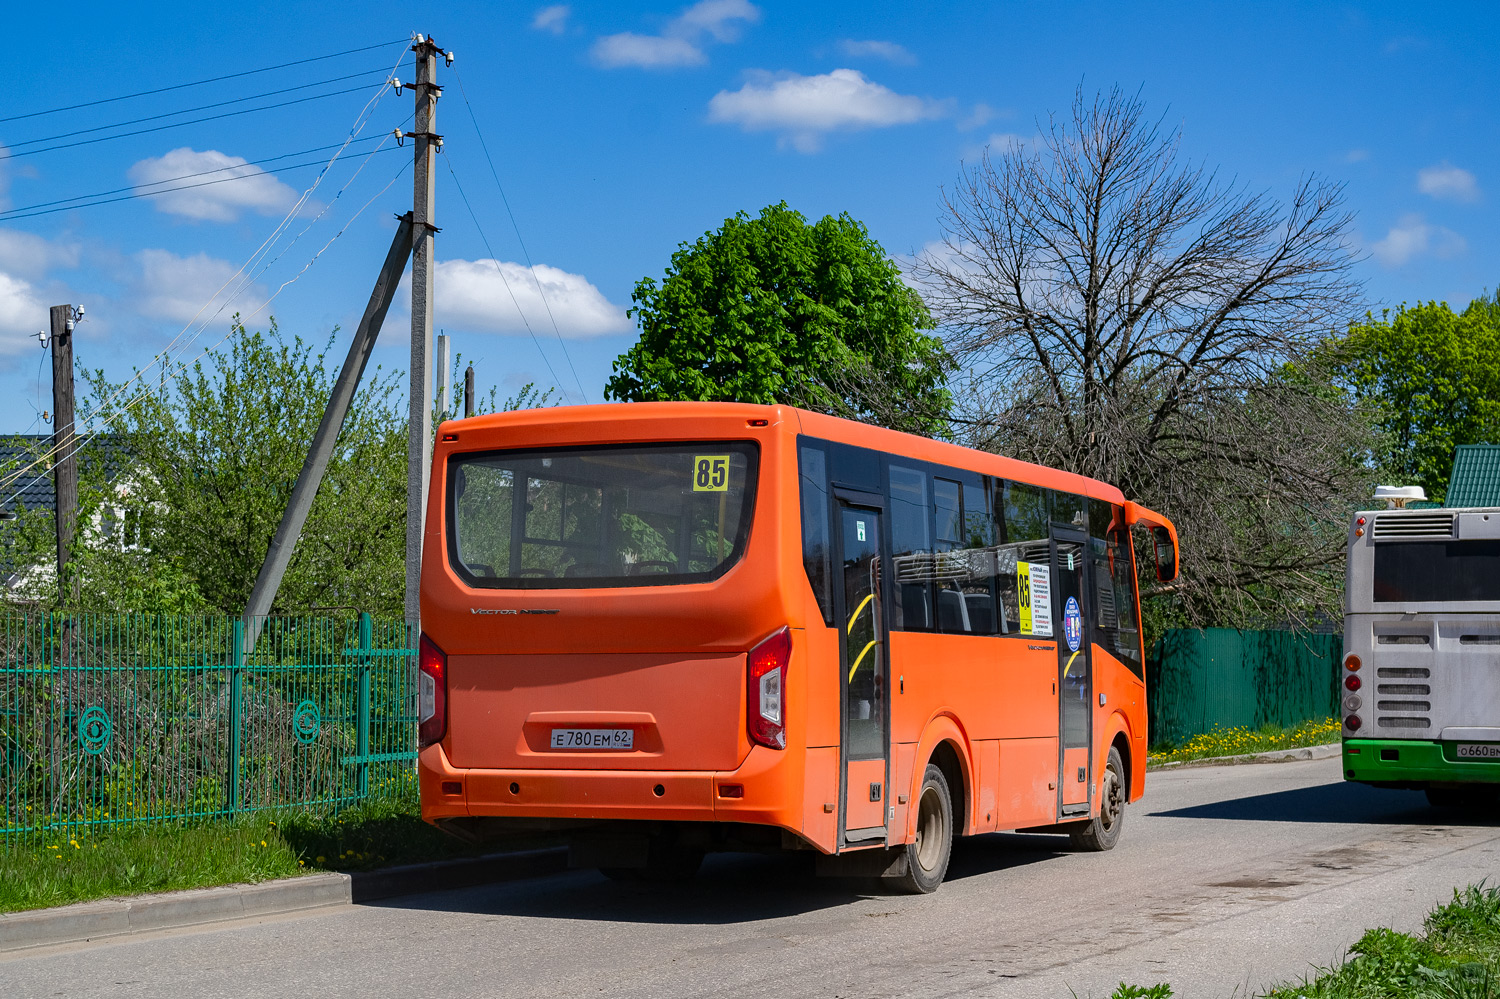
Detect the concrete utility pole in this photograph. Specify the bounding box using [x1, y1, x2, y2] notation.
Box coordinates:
[406, 33, 444, 626]
[49, 304, 79, 604]
[242, 215, 416, 651]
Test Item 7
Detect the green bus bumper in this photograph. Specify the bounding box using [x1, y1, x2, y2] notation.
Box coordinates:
[1343, 738, 1500, 785]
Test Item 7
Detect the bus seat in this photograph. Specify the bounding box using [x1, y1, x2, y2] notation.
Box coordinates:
[902, 584, 932, 630]
[937, 589, 969, 632]
[965, 593, 996, 635]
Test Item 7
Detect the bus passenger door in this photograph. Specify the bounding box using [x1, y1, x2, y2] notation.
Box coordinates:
[835, 499, 889, 846]
[1052, 529, 1092, 815]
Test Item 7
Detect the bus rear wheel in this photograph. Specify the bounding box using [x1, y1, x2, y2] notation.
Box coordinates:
[1069, 746, 1126, 852]
[893, 764, 953, 894]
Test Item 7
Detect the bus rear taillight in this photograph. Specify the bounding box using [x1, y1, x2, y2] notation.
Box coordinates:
[747, 627, 791, 750]
[418, 632, 448, 749]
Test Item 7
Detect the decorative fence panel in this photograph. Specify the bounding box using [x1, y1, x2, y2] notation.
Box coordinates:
[0, 613, 414, 840]
[1147, 628, 1342, 746]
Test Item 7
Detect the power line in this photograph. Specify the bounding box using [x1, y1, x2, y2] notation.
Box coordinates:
[0, 134, 393, 220]
[0, 84, 383, 162]
[0, 144, 399, 222]
[0, 56, 407, 506]
[443, 156, 569, 397]
[3, 68, 389, 151]
[449, 65, 589, 403]
[0, 39, 408, 125]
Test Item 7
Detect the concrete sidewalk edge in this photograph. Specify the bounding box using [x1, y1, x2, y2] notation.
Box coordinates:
[1150, 741, 1342, 770]
[0, 846, 568, 956]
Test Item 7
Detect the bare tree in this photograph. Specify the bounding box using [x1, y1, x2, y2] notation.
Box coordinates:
[916, 87, 1374, 626]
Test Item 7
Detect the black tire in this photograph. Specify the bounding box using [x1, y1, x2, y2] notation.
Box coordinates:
[1069, 746, 1126, 852]
[892, 764, 953, 894]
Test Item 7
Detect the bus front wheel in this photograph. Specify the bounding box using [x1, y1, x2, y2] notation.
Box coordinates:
[893, 764, 953, 894]
[1069, 746, 1126, 852]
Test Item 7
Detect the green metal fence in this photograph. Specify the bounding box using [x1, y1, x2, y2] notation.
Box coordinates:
[1147, 628, 1341, 745]
[0, 612, 414, 840]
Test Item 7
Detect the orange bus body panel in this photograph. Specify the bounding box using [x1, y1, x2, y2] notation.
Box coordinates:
[419, 401, 1166, 855]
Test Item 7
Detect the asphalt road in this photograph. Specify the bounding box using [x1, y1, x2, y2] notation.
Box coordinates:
[5, 756, 1500, 999]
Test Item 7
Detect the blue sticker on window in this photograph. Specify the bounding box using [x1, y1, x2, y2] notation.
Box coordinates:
[1063, 596, 1082, 653]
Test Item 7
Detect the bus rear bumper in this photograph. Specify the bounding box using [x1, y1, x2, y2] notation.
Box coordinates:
[418, 742, 806, 832]
[1343, 738, 1500, 785]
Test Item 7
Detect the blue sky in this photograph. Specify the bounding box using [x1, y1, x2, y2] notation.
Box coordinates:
[2, 1, 1496, 431]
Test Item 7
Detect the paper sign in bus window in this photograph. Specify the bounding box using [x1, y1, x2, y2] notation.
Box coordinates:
[692, 455, 731, 491]
[1019, 563, 1053, 637]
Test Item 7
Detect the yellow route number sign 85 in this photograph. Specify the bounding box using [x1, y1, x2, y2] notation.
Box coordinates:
[693, 455, 731, 492]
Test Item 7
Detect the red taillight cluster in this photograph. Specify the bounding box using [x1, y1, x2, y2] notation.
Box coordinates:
[747, 627, 791, 750]
[418, 632, 447, 749]
[1345, 675, 1361, 691]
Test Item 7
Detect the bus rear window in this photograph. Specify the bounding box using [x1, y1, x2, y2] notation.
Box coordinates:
[1373, 540, 1500, 603]
[447, 442, 757, 588]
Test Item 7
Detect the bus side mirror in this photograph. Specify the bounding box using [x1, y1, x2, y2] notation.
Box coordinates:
[1152, 526, 1177, 583]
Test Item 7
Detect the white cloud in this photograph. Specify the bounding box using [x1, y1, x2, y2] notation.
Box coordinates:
[0, 229, 79, 282]
[1417, 163, 1480, 203]
[708, 69, 947, 152]
[958, 103, 997, 130]
[135, 249, 265, 323]
[592, 33, 705, 68]
[0, 270, 48, 356]
[128, 147, 298, 222]
[1370, 214, 1467, 268]
[420, 258, 630, 338]
[532, 4, 570, 33]
[1344, 148, 1370, 163]
[838, 39, 916, 65]
[592, 0, 759, 69]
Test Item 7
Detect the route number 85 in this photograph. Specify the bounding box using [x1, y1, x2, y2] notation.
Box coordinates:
[693, 455, 730, 492]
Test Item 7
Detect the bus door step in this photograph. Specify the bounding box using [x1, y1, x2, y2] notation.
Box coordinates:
[843, 826, 887, 844]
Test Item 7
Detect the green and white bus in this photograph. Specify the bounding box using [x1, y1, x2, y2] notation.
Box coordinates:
[1342, 496, 1500, 806]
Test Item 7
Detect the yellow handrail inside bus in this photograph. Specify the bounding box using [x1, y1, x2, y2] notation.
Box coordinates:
[846, 593, 874, 634]
[848, 640, 878, 682]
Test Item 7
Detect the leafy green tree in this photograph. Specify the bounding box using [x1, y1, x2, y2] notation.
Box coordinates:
[1326, 296, 1500, 502]
[81, 320, 409, 616]
[606, 202, 953, 435]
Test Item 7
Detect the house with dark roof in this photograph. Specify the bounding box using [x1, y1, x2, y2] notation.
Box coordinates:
[1, 434, 148, 596]
[1446, 444, 1500, 508]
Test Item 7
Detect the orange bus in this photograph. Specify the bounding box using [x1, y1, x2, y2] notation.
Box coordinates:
[418, 402, 1178, 892]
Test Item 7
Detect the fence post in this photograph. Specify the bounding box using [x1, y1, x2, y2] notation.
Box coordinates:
[227, 619, 244, 815]
[357, 613, 372, 799]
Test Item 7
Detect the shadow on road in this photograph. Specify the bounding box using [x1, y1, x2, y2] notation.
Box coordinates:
[373, 834, 1068, 924]
[1148, 778, 1500, 826]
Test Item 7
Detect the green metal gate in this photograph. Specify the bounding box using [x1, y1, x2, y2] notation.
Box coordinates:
[0, 612, 414, 840]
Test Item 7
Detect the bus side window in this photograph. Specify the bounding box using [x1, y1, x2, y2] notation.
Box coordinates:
[799, 445, 834, 625]
[933, 478, 966, 632]
[997, 481, 1050, 636]
[888, 464, 933, 631]
[1089, 499, 1143, 676]
[960, 479, 999, 635]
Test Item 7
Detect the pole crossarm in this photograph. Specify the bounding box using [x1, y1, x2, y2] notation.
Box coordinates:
[242, 213, 416, 652]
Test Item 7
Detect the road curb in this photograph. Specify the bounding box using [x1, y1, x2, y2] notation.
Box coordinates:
[1149, 741, 1341, 771]
[0, 846, 568, 956]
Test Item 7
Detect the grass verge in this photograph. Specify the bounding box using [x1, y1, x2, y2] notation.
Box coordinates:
[0, 780, 540, 915]
[1103, 882, 1500, 998]
[1147, 717, 1341, 768]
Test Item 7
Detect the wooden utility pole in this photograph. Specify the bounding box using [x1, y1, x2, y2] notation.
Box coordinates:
[464, 363, 475, 418]
[406, 34, 443, 626]
[49, 304, 78, 603]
